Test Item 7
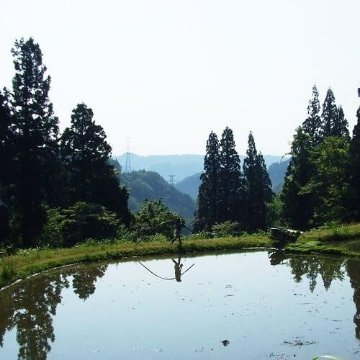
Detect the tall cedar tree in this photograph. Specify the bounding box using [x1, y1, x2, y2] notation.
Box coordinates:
[0, 91, 12, 194]
[282, 86, 322, 230]
[334, 106, 349, 139]
[302, 85, 321, 145]
[243, 132, 273, 231]
[0, 91, 12, 241]
[281, 86, 349, 230]
[60, 103, 131, 225]
[306, 136, 350, 225]
[348, 107, 360, 221]
[194, 131, 220, 231]
[281, 127, 314, 230]
[218, 127, 244, 223]
[320, 88, 349, 139]
[7, 38, 59, 247]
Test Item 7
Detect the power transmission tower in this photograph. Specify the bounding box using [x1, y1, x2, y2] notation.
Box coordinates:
[168, 175, 175, 186]
[124, 138, 132, 174]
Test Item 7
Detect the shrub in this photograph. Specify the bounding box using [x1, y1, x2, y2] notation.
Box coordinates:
[211, 221, 242, 237]
[38, 202, 122, 247]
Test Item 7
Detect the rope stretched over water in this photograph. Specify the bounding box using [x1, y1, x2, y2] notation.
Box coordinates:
[138, 261, 195, 281]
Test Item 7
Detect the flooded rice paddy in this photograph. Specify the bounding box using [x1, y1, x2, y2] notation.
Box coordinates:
[0, 251, 360, 359]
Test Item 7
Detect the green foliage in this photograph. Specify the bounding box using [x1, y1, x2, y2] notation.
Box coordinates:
[348, 107, 360, 221]
[132, 199, 183, 241]
[282, 86, 351, 230]
[38, 202, 121, 247]
[0, 256, 16, 283]
[218, 127, 244, 223]
[211, 221, 242, 237]
[281, 127, 314, 230]
[60, 103, 131, 225]
[3, 38, 59, 247]
[0, 90, 12, 207]
[194, 131, 221, 231]
[266, 195, 284, 228]
[306, 136, 350, 225]
[195, 128, 273, 233]
[243, 132, 274, 231]
[320, 88, 349, 139]
[302, 85, 322, 145]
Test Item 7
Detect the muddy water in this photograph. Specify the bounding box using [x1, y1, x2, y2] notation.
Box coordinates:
[0, 251, 360, 359]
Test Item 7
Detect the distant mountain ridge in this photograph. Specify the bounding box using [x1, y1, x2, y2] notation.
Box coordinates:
[115, 153, 288, 182]
[120, 170, 196, 221]
[174, 159, 290, 200]
[175, 173, 202, 200]
[267, 158, 291, 193]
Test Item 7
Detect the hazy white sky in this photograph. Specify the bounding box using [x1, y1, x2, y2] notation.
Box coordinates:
[1, 0, 360, 156]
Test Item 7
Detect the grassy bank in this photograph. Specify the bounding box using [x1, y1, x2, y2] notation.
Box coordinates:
[2, 223, 360, 290]
[287, 223, 360, 256]
[0, 234, 271, 289]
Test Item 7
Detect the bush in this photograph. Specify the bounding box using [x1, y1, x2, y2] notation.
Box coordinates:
[38, 202, 122, 247]
[132, 199, 183, 241]
[211, 221, 242, 237]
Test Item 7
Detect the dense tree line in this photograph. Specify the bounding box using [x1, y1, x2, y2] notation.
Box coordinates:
[0, 38, 131, 248]
[2, 38, 360, 247]
[194, 127, 273, 233]
[196, 85, 360, 234]
[281, 85, 360, 229]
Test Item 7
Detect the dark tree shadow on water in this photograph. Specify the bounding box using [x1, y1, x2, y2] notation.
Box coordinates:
[0, 263, 107, 359]
[346, 259, 360, 340]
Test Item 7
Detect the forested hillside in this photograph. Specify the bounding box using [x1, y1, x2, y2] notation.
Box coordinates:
[174, 173, 202, 200]
[120, 170, 196, 221]
[268, 159, 291, 193]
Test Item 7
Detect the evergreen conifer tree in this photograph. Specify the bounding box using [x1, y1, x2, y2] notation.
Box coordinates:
[0, 90, 12, 195]
[60, 103, 131, 225]
[218, 127, 244, 223]
[281, 127, 314, 230]
[320, 88, 338, 139]
[7, 38, 59, 247]
[307, 136, 350, 225]
[194, 131, 220, 231]
[0, 90, 12, 241]
[243, 132, 273, 231]
[348, 107, 360, 221]
[302, 85, 321, 145]
[333, 106, 349, 138]
[320, 88, 349, 139]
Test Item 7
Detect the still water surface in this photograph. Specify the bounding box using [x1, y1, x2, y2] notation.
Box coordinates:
[0, 251, 360, 359]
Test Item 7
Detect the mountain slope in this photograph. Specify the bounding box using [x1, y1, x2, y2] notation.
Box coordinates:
[173, 159, 291, 200]
[120, 170, 196, 220]
[268, 159, 290, 193]
[175, 173, 201, 200]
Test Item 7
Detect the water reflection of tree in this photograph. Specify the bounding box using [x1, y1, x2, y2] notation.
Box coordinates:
[269, 251, 345, 292]
[72, 264, 107, 300]
[0, 272, 69, 360]
[288, 255, 345, 292]
[346, 259, 360, 339]
[0, 263, 107, 359]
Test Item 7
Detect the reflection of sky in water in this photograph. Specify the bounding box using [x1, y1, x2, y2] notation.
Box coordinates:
[1, 251, 360, 359]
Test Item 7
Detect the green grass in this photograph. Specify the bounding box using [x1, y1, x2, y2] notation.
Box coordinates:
[2, 224, 360, 289]
[0, 234, 271, 288]
[287, 223, 360, 257]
